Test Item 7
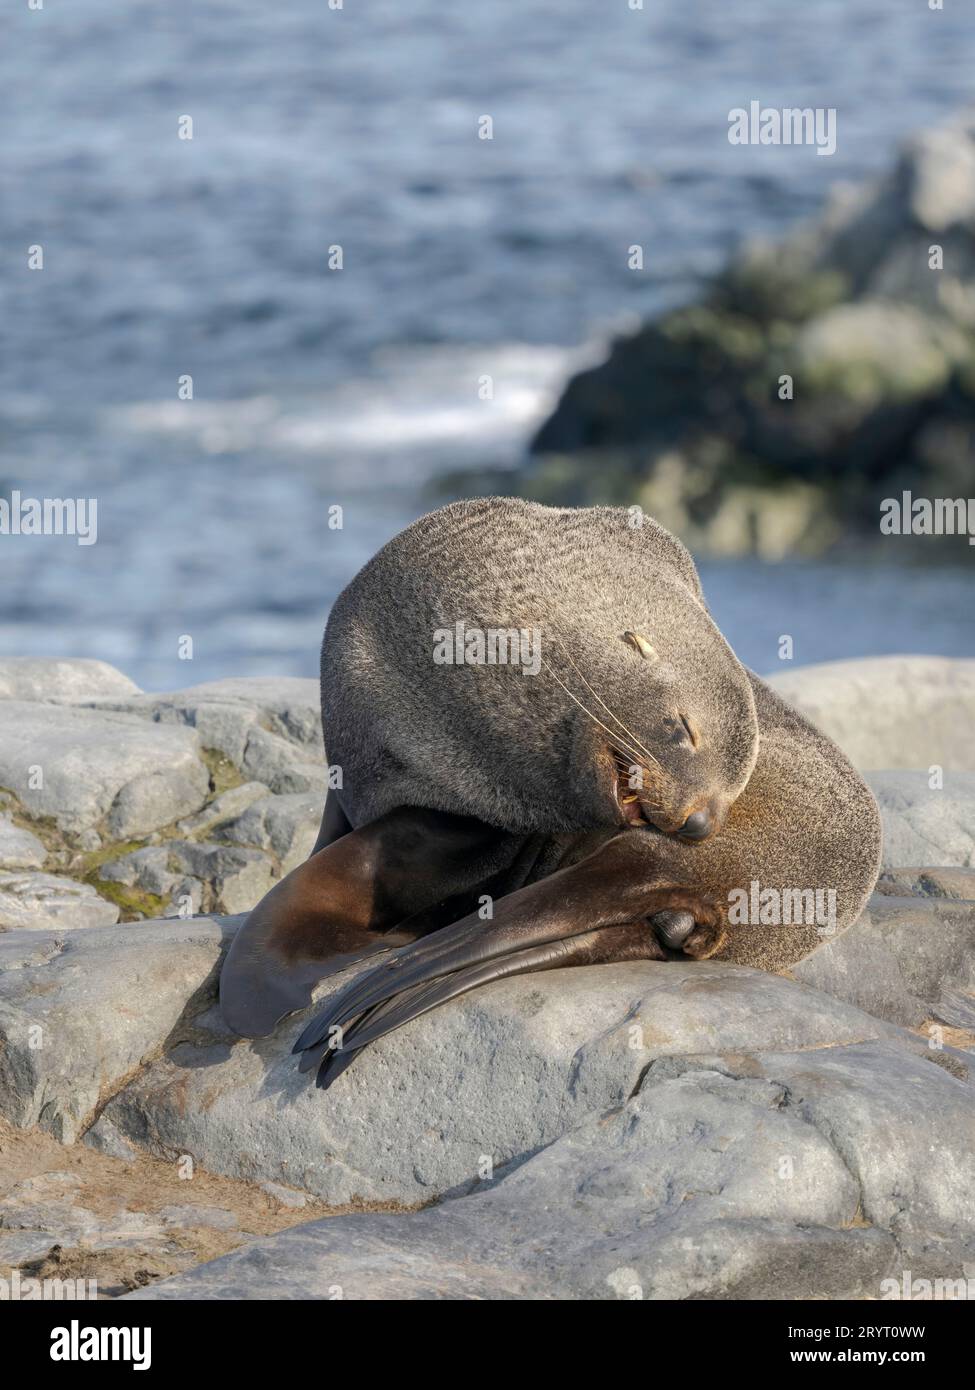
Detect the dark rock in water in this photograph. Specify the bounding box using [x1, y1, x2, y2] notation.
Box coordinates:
[521, 113, 975, 556]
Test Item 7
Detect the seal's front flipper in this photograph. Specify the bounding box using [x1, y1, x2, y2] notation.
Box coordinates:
[292, 831, 725, 1083]
[219, 806, 519, 1038]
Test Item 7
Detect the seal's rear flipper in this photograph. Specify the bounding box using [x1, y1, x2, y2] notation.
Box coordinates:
[219, 806, 521, 1038]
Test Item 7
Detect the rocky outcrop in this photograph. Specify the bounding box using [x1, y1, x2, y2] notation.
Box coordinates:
[131, 1037, 973, 1301]
[0, 654, 972, 1299]
[507, 113, 975, 555]
[0, 915, 234, 1142]
[0, 703, 209, 838]
[0, 660, 325, 929]
[0, 880, 972, 1300]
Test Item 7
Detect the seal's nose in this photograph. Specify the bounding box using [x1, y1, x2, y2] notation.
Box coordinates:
[677, 809, 712, 840]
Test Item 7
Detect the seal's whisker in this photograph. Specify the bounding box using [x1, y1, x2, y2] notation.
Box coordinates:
[550, 623, 664, 771]
[545, 665, 648, 771]
[576, 670, 664, 774]
[550, 626, 664, 772]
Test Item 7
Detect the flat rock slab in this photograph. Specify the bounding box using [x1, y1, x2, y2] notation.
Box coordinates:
[91, 945, 907, 1207]
[132, 1037, 975, 1300]
[0, 703, 209, 836]
[0, 871, 120, 932]
[0, 658, 139, 703]
[770, 657, 975, 773]
[867, 771, 975, 869]
[0, 916, 238, 1142]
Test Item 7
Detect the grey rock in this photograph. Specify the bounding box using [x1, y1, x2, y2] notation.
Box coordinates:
[130, 1033, 975, 1301]
[98, 846, 179, 896]
[107, 765, 211, 841]
[670, 1043, 975, 1273]
[0, 703, 209, 835]
[877, 865, 975, 900]
[166, 842, 275, 914]
[162, 877, 204, 919]
[259, 1182, 308, 1210]
[191, 678, 323, 753]
[239, 727, 326, 796]
[0, 816, 46, 870]
[867, 771, 975, 868]
[0, 658, 139, 704]
[0, 931, 66, 972]
[157, 1205, 238, 1232]
[96, 955, 902, 1207]
[79, 676, 323, 768]
[175, 782, 269, 838]
[176, 702, 257, 766]
[0, 1172, 100, 1241]
[0, 891, 969, 1302]
[216, 791, 321, 872]
[82, 1115, 140, 1161]
[0, 872, 119, 932]
[0, 1230, 60, 1267]
[0, 914, 239, 1142]
[794, 892, 975, 1034]
[0, 1171, 236, 1264]
[126, 1063, 897, 1301]
[769, 657, 975, 774]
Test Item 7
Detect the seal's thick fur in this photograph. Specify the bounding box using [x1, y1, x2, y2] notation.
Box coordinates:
[321, 497, 759, 835]
[220, 499, 882, 1085]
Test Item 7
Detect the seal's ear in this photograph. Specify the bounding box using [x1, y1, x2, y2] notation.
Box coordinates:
[622, 631, 658, 660]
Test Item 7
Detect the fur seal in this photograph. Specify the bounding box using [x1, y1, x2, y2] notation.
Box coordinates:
[220, 498, 881, 1087]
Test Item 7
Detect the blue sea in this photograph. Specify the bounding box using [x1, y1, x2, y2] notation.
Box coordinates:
[2, 0, 973, 689]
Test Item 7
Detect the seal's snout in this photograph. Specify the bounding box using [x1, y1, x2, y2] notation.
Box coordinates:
[677, 808, 713, 840]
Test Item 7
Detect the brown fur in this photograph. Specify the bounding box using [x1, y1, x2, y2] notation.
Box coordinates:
[220, 501, 882, 1079]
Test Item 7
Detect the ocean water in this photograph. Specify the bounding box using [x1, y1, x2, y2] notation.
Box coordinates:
[3, 0, 974, 689]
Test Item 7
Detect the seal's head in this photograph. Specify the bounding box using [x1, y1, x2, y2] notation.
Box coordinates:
[563, 618, 759, 840]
